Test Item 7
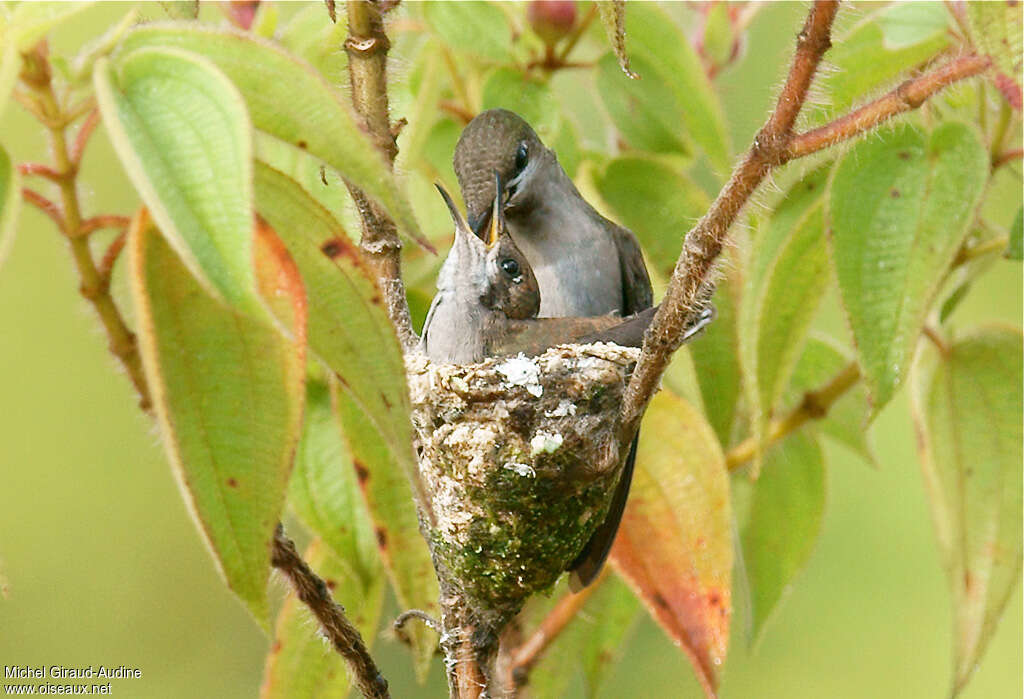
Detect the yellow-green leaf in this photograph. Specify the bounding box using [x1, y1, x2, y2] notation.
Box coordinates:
[288, 378, 380, 587]
[740, 167, 830, 455]
[829, 122, 989, 413]
[0, 143, 19, 271]
[610, 391, 731, 696]
[117, 24, 426, 249]
[912, 325, 1023, 695]
[594, 155, 709, 278]
[253, 162, 412, 465]
[334, 385, 439, 683]
[966, 1, 1023, 107]
[622, 2, 731, 170]
[261, 538, 385, 699]
[419, 1, 512, 62]
[94, 49, 259, 313]
[821, 3, 950, 119]
[735, 432, 826, 643]
[130, 219, 306, 627]
[785, 336, 874, 465]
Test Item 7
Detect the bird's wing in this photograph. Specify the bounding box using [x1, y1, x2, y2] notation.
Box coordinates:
[611, 223, 654, 315]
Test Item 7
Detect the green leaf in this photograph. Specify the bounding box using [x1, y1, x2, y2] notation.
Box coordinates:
[277, 3, 348, 79]
[594, 155, 709, 278]
[786, 335, 874, 465]
[94, 49, 259, 313]
[912, 325, 1023, 695]
[689, 260, 743, 447]
[527, 575, 641, 699]
[420, 1, 512, 62]
[334, 385, 439, 683]
[261, 538, 385, 699]
[966, 1, 1023, 103]
[821, 3, 950, 118]
[0, 143, 20, 271]
[740, 167, 830, 454]
[481, 67, 560, 141]
[596, 0, 635, 79]
[610, 391, 731, 694]
[288, 379, 380, 586]
[130, 221, 305, 627]
[736, 432, 826, 643]
[596, 52, 690, 158]
[1007, 207, 1022, 261]
[117, 24, 426, 249]
[5, 2, 93, 51]
[829, 122, 989, 413]
[620, 2, 731, 170]
[252, 162, 412, 463]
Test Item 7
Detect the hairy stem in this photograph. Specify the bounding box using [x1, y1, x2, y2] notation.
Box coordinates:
[272, 525, 391, 699]
[345, 0, 416, 350]
[24, 49, 151, 411]
[619, 0, 840, 446]
[725, 361, 861, 470]
[786, 54, 992, 160]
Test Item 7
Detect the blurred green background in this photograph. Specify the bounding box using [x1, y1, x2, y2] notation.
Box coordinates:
[1, 2, 1020, 697]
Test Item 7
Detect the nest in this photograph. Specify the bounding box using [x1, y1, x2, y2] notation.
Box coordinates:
[406, 343, 639, 626]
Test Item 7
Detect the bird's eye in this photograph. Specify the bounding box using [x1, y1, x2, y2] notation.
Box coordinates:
[513, 142, 529, 173]
[500, 258, 520, 277]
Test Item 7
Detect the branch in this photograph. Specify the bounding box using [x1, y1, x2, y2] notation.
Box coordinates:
[344, 0, 417, 350]
[619, 0, 840, 444]
[506, 568, 609, 690]
[23, 55, 151, 411]
[725, 360, 861, 470]
[271, 526, 390, 699]
[787, 53, 992, 160]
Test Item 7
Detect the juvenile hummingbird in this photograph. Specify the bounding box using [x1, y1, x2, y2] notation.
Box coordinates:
[454, 110, 655, 588]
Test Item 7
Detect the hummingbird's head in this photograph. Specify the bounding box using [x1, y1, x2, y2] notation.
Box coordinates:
[453, 108, 549, 236]
[434, 175, 539, 320]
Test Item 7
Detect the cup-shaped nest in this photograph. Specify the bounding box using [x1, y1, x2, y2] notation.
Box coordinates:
[406, 343, 639, 620]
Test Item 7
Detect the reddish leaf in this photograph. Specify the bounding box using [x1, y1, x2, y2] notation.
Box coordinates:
[610, 391, 731, 697]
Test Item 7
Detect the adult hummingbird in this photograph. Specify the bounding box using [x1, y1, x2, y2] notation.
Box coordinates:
[454, 110, 655, 588]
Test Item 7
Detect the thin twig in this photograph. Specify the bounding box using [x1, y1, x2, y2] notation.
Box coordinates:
[97, 229, 128, 281]
[79, 214, 131, 237]
[23, 55, 152, 411]
[507, 568, 609, 689]
[22, 188, 66, 233]
[556, 3, 597, 63]
[18, 162, 64, 181]
[922, 325, 952, 358]
[345, 0, 416, 350]
[725, 361, 861, 470]
[993, 148, 1023, 170]
[271, 525, 391, 699]
[952, 234, 1010, 266]
[619, 0, 841, 446]
[787, 53, 992, 160]
[70, 108, 100, 165]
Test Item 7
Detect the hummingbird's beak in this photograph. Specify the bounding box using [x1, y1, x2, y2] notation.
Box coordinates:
[435, 183, 472, 237]
[485, 171, 504, 249]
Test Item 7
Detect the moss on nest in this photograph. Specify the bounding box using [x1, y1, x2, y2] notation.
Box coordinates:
[407, 344, 639, 622]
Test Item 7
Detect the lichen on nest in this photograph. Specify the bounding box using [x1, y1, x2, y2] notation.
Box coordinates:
[406, 343, 640, 620]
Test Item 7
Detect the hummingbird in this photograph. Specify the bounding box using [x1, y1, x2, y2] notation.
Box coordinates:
[454, 109, 655, 589]
[421, 177, 652, 364]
